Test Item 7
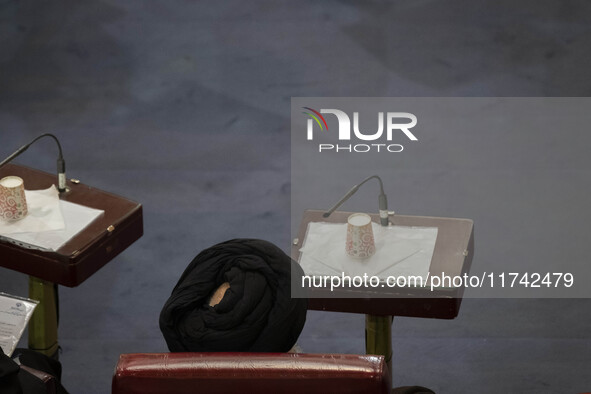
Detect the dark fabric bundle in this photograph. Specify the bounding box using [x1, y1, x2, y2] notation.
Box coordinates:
[159, 238, 307, 352]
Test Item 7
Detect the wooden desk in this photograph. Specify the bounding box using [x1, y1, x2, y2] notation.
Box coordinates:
[0, 163, 143, 356]
[291, 210, 474, 377]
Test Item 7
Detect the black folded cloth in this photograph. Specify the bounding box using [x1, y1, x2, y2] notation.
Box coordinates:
[159, 239, 307, 352]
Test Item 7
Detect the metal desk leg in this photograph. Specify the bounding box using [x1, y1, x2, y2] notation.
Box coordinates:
[365, 315, 393, 378]
[28, 276, 59, 358]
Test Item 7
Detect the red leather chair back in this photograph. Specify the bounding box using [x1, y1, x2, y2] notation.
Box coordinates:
[20, 366, 57, 394]
[112, 352, 391, 394]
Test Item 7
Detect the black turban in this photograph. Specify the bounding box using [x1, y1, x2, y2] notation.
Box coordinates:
[159, 238, 307, 352]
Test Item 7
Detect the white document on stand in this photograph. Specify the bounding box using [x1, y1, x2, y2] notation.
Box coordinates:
[0, 293, 38, 357]
[299, 222, 438, 280]
[0, 186, 104, 251]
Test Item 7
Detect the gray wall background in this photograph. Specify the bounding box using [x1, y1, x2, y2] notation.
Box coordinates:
[1, 1, 590, 393]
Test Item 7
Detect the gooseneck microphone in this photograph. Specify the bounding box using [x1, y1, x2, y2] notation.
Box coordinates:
[323, 175, 389, 226]
[0, 133, 67, 193]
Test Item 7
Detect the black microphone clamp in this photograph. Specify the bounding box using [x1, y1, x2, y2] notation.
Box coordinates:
[0, 133, 67, 193]
[323, 175, 390, 227]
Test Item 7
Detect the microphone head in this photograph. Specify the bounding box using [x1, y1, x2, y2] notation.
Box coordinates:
[322, 212, 330, 218]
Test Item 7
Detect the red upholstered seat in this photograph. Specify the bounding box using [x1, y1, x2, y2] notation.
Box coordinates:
[20, 365, 57, 394]
[112, 352, 391, 394]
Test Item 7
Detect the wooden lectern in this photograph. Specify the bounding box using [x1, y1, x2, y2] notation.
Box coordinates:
[291, 209, 474, 378]
[0, 163, 143, 357]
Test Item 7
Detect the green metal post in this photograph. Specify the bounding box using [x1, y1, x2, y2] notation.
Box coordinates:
[365, 315, 393, 380]
[28, 276, 59, 358]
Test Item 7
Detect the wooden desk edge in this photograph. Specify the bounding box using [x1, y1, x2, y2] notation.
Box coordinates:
[291, 209, 474, 318]
[0, 164, 144, 287]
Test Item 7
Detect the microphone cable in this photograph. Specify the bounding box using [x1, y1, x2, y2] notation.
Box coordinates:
[323, 175, 389, 226]
[0, 133, 67, 192]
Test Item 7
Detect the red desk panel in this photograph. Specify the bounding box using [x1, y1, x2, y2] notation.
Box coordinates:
[0, 163, 143, 287]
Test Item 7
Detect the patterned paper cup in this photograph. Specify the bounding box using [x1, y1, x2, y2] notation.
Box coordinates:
[346, 213, 376, 259]
[0, 176, 28, 221]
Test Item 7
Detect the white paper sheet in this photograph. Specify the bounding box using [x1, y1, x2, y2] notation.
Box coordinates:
[0, 186, 65, 235]
[0, 186, 104, 251]
[0, 293, 38, 357]
[299, 222, 438, 280]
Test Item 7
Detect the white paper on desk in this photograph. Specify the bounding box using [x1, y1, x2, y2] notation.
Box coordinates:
[0, 186, 65, 235]
[0, 293, 38, 357]
[0, 187, 104, 251]
[299, 222, 438, 281]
